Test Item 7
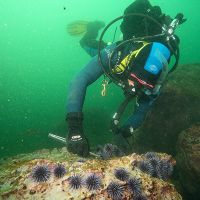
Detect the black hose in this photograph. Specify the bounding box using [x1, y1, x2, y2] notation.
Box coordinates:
[112, 27, 118, 43]
[167, 38, 180, 73]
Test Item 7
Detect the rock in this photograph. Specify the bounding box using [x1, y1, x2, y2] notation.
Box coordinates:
[132, 64, 200, 155]
[176, 123, 200, 200]
[0, 148, 182, 200]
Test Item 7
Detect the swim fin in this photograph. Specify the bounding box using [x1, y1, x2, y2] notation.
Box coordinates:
[67, 20, 89, 36]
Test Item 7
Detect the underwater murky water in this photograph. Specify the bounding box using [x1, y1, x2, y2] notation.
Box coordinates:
[0, 0, 199, 158]
[0, 1, 200, 199]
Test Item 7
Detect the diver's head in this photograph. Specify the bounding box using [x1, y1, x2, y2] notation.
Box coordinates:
[120, 0, 171, 40]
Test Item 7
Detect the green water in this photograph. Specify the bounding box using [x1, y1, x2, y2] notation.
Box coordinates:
[0, 0, 199, 159]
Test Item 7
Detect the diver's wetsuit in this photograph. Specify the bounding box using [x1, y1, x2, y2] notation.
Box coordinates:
[66, 43, 157, 131]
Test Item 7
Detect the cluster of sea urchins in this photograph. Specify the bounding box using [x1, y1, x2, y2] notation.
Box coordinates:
[30, 152, 173, 199]
[66, 168, 147, 199]
[137, 152, 174, 180]
[31, 163, 146, 199]
[96, 143, 125, 160]
[67, 173, 101, 191]
[31, 163, 66, 182]
[31, 165, 102, 192]
[107, 167, 147, 200]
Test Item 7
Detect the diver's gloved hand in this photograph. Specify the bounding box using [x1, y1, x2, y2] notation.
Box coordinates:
[67, 132, 90, 157]
[119, 126, 135, 138]
[66, 112, 90, 157]
[111, 130, 132, 155]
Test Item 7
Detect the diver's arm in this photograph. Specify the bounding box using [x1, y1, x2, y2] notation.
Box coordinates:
[80, 21, 107, 57]
[66, 44, 115, 113]
[67, 57, 103, 113]
[80, 37, 107, 57]
[80, 35, 107, 49]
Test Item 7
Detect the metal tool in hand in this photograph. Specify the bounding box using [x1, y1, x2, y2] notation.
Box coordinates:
[48, 133, 100, 158]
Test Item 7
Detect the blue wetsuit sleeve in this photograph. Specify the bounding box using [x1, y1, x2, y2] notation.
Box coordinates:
[81, 45, 99, 57]
[66, 44, 115, 113]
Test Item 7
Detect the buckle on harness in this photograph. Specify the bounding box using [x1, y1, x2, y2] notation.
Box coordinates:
[101, 79, 108, 96]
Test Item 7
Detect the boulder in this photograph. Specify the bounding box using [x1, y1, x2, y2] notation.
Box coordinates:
[132, 64, 200, 155]
[0, 148, 181, 200]
[176, 124, 200, 200]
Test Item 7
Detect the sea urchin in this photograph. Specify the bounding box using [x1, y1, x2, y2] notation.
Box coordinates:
[53, 164, 66, 178]
[68, 174, 83, 189]
[127, 177, 141, 196]
[114, 168, 130, 181]
[107, 181, 124, 200]
[157, 160, 173, 180]
[101, 143, 116, 159]
[138, 160, 154, 176]
[85, 173, 101, 190]
[31, 165, 51, 182]
[144, 152, 159, 160]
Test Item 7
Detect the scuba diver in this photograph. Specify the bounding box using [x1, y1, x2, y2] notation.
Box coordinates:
[65, 0, 186, 157]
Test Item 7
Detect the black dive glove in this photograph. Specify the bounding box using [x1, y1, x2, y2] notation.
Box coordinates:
[111, 132, 132, 155]
[67, 133, 90, 157]
[110, 125, 133, 155]
[66, 112, 90, 157]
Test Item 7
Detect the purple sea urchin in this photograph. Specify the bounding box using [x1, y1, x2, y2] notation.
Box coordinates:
[99, 150, 110, 160]
[127, 177, 141, 196]
[157, 160, 173, 180]
[85, 173, 101, 191]
[98, 143, 115, 160]
[149, 157, 161, 168]
[31, 165, 51, 182]
[97, 143, 125, 159]
[68, 174, 83, 189]
[107, 182, 124, 200]
[103, 143, 115, 158]
[53, 164, 66, 178]
[148, 157, 161, 177]
[104, 143, 114, 153]
[138, 160, 154, 176]
[114, 168, 130, 181]
[145, 152, 159, 160]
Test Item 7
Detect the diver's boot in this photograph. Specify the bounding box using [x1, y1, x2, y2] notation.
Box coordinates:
[66, 112, 90, 157]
